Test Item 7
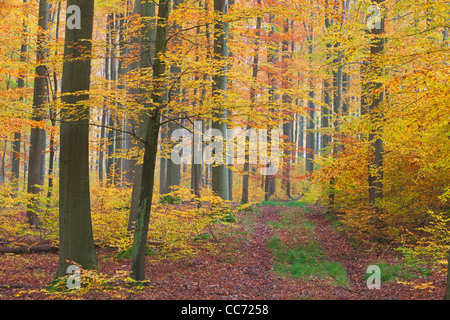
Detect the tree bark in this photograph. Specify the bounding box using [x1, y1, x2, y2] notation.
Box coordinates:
[305, 24, 315, 174]
[281, 19, 292, 199]
[130, 0, 169, 281]
[27, 0, 49, 226]
[241, 3, 261, 204]
[264, 14, 277, 201]
[11, 0, 29, 193]
[367, 0, 385, 205]
[55, 0, 97, 278]
[211, 0, 229, 201]
[128, 0, 157, 231]
[47, 1, 61, 201]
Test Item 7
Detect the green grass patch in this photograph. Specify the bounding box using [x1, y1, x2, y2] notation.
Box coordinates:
[265, 206, 348, 286]
[361, 262, 430, 283]
[268, 236, 349, 286]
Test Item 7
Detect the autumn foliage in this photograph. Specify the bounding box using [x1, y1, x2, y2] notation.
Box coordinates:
[0, 0, 449, 299]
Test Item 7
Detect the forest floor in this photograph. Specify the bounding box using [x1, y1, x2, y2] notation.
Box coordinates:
[0, 203, 447, 300]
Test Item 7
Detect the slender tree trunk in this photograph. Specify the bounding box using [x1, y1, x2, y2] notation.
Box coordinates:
[322, 10, 332, 157]
[130, 0, 169, 281]
[11, 131, 21, 190]
[105, 13, 115, 185]
[110, 14, 120, 185]
[297, 113, 304, 160]
[163, 0, 185, 194]
[202, 0, 212, 190]
[128, 0, 157, 231]
[0, 142, 6, 184]
[264, 14, 277, 201]
[281, 19, 292, 199]
[305, 27, 315, 174]
[367, 0, 385, 205]
[122, 2, 141, 185]
[211, 0, 229, 200]
[242, 1, 261, 204]
[99, 110, 107, 182]
[27, 0, 49, 226]
[190, 5, 206, 201]
[322, 79, 331, 151]
[12, 0, 29, 193]
[191, 119, 202, 200]
[47, 1, 61, 201]
[99, 14, 112, 183]
[114, 13, 127, 186]
[55, 0, 97, 278]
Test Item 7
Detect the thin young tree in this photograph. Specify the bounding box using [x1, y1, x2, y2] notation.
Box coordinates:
[27, 0, 49, 226]
[264, 13, 277, 201]
[130, 0, 170, 281]
[367, 0, 385, 205]
[211, 0, 230, 201]
[305, 20, 315, 174]
[127, 0, 157, 231]
[11, 0, 29, 194]
[241, 2, 262, 204]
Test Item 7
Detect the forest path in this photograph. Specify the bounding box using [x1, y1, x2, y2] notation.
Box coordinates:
[145, 203, 445, 300]
[0, 203, 444, 300]
[145, 203, 371, 299]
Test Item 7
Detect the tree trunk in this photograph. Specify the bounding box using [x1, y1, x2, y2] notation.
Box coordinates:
[281, 19, 292, 198]
[241, 2, 261, 204]
[55, 0, 97, 278]
[367, 0, 385, 205]
[264, 14, 277, 201]
[105, 13, 115, 185]
[128, 0, 157, 231]
[305, 26, 315, 174]
[27, 0, 49, 226]
[114, 13, 127, 186]
[130, 0, 169, 281]
[191, 119, 202, 200]
[99, 14, 112, 183]
[211, 0, 229, 201]
[11, 0, 29, 193]
[47, 1, 61, 201]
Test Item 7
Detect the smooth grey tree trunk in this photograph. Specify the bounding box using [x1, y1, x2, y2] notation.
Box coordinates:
[367, 0, 385, 205]
[27, 0, 49, 226]
[322, 4, 332, 153]
[241, 8, 262, 203]
[55, 0, 97, 278]
[305, 25, 315, 174]
[211, 0, 229, 201]
[264, 14, 277, 201]
[281, 19, 292, 199]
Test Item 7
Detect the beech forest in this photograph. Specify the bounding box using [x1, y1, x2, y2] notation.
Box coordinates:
[0, 0, 449, 302]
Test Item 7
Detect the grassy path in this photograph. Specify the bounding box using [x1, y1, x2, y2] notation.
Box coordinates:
[256, 201, 446, 299]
